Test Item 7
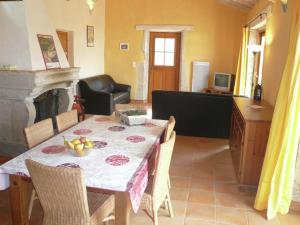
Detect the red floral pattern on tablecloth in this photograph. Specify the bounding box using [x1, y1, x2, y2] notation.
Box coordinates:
[57, 163, 80, 168]
[95, 117, 110, 122]
[126, 135, 146, 143]
[108, 126, 126, 132]
[105, 155, 130, 166]
[15, 172, 28, 177]
[126, 161, 149, 213]
[42, 145, 66, 154]
[73, 129, 92, 135]
[93, 141, 108, 149]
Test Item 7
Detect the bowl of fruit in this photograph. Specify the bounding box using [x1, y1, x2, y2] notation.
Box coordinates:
[63, 137, 94, 157]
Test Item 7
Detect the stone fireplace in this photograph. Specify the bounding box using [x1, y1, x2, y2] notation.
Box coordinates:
[0, 68, 79, 156]
[0, 1, 81, 155]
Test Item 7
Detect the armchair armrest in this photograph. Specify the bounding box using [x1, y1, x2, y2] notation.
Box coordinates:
[114, 83, 131, 92]
[89, 89, 113, 99]
[83, 89, 114, 115]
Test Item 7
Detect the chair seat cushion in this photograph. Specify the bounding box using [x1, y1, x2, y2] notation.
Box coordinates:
[113, 92, 130, 104]
[88, 192, 114, 225]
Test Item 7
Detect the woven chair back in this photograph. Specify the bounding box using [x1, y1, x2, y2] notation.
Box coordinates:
[26, 159, 91, 225]
[56, 110, 78, 133]
[24, 118, 54, 149]
[153, 131, 176, 206]
[164, 116, 175, 142]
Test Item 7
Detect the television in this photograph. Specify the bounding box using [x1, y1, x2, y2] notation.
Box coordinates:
[213, 73, 235, 92]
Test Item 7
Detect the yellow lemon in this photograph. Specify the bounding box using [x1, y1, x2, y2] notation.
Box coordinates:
[71, 139, 81, 145]
[84, 141, 93, 149]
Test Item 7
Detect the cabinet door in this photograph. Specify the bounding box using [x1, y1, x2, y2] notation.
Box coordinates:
[242, 122, 271, 184]
[230, 105, 245, 182]
[230, 111, 243, 177]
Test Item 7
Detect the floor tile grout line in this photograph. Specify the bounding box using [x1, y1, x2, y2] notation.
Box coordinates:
[213, 163, 218, 224]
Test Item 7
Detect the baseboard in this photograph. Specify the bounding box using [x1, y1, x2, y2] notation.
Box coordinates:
[290, 201, 300, 212]
[130, 100, 148, 104]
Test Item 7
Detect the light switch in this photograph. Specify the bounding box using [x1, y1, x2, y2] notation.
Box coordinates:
[132, 61, 137, 68]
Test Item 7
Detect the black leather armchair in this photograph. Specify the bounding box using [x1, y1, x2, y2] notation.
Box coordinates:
[79, 75, 131, 115]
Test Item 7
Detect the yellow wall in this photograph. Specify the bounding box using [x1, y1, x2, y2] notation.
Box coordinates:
[248, 0, 296, 106]
[105, 0, 247, 99]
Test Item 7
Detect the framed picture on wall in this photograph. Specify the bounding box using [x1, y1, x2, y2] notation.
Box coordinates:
[37, 34, 60, 69]
[87, 25, 94, 47]
[120, 43, 129, 51]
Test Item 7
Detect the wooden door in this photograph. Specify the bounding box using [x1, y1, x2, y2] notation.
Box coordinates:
[148, 32, 181, 102]
[56, 31, 69, 61]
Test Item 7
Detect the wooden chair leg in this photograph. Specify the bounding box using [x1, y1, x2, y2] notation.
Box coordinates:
[166, 192, 174, 218]
[163, 199, 169, 211]
[167, 174, 171, 189]
[152, 208, 158, 225]
[28, 189, 36, 219]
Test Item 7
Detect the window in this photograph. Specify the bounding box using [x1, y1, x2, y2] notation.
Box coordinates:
[154, 38, 175, 66]
[257, 32, 266, 85]
[245, 29, 266, 97]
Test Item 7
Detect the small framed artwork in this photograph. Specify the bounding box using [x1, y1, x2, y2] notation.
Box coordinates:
[120, 43, 129, 51]
[87, 25, 94, 47]
[37, 34, 60, 69]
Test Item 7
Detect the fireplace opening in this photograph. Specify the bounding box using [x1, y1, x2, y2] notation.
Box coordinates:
[34, 90, 60, 128]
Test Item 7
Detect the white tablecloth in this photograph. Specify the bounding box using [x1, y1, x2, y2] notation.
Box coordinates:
[0, 168, 9, 190]
[0, 115, 167, 212]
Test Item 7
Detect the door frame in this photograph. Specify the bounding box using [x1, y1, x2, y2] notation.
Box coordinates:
[148, 32, 181, 102]
[135, 25, 194, 100]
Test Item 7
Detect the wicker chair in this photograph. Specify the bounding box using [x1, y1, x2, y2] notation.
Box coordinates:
[163, 116, 176, 142]
[56, 110, 79, 133]
[140, 131, 176, 225]
[164, 116, 175, 189]
[25, 159, 114, 225]
[24, 118, 55, 219]
[150, 116, 175, 188]
[24, 118, 54, 149]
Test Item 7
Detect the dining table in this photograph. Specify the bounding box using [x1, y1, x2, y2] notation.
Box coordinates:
[0, 114, 168, 225]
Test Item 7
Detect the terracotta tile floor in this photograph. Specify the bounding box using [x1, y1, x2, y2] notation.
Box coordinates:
[1, 135, 300, 225]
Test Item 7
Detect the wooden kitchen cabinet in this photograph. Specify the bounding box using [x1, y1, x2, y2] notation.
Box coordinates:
[229, 97, 274, 185]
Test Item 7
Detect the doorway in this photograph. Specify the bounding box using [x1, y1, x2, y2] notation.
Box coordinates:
[148, 32, 181, 102]
[57, 31, 69, 60]
[56, 30, 74, 67]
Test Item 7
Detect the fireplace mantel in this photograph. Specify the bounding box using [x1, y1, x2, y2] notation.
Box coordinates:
[0, 67, 80, 156]
[0, 67, 80, 100]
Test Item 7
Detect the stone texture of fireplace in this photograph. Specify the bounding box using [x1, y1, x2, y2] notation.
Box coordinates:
[0, 67, 79, 156]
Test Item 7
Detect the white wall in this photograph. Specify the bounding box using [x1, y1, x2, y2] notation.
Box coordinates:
[44, 0, 106, 78]
[0, 0, 105, 77]
[0, 2, 32, 70]
[24, 0, 69, 70]
[0, 0, 69, 70]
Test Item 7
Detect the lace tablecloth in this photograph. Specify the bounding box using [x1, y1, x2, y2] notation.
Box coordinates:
[0, 115, 167, 212]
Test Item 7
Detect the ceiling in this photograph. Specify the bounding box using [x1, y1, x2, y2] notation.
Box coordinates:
[218, 0, 259, 10]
